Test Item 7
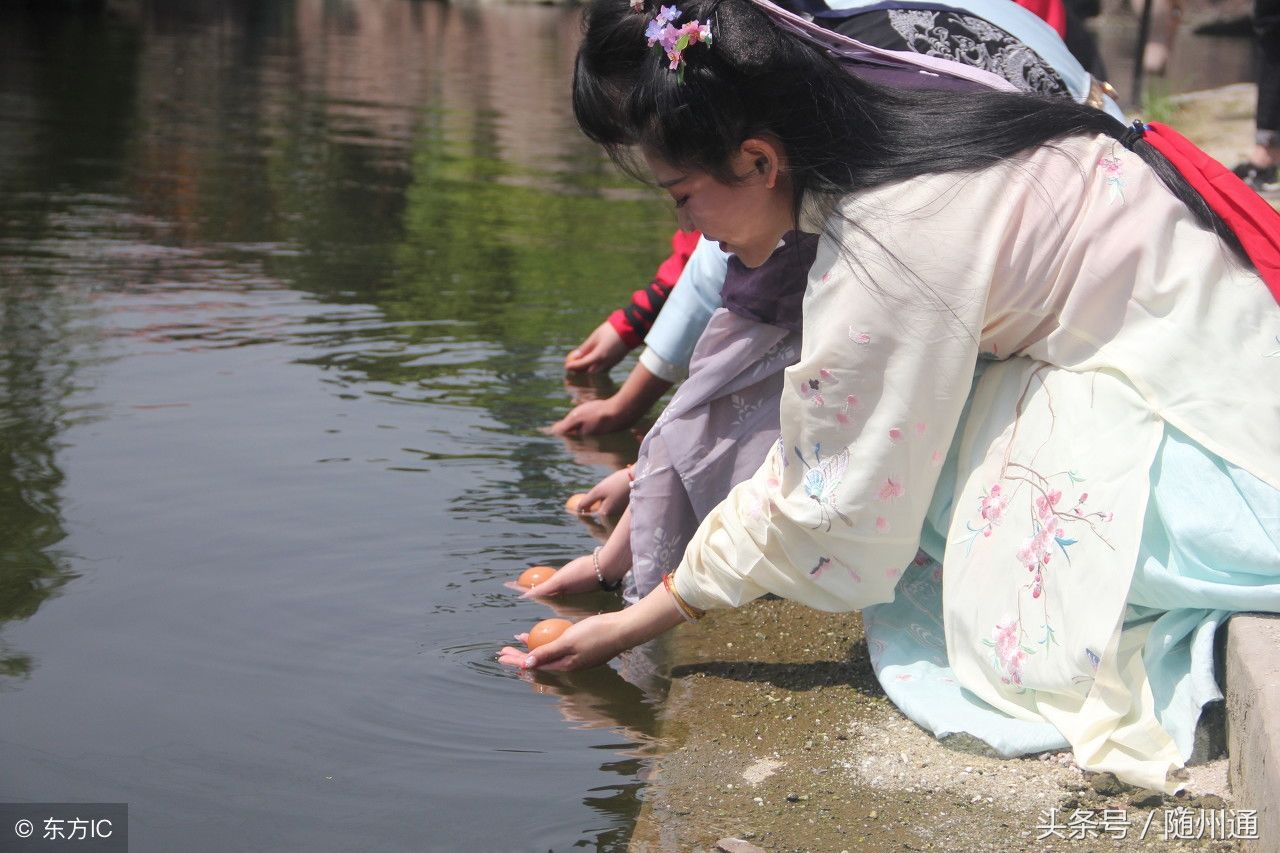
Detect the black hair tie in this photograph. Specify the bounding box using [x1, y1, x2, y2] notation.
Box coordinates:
[1120, 119, 1147, 150]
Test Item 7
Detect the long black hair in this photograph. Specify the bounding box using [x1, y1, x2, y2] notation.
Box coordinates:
[573, 0, 1245, 262]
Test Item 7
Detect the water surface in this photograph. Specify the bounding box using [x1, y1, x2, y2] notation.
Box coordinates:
[0, 2, 679, 850]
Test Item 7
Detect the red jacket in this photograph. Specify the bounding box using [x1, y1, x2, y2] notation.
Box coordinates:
[608, 229, 702, 348]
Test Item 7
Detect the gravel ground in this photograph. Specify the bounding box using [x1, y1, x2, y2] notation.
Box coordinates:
[629, 598, 1245, 852]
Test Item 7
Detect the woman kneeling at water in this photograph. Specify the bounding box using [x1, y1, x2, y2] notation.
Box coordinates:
[500, 0, 1280, 790]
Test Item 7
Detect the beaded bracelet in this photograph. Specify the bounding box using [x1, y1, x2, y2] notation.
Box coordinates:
[593, 546, 622, 592]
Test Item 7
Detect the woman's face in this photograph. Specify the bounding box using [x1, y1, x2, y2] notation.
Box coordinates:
[644, 142, 793, 268]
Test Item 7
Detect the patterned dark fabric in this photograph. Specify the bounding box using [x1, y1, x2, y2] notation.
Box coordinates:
[831, 10, 1069, 98]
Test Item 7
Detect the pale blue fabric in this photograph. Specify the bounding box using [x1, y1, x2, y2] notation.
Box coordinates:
[863, 423, 1280, 761]
[640, 237, 730, 372]
[816, 0, 1126, 119]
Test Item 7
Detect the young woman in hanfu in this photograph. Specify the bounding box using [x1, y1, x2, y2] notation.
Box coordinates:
[537, 0, 1117, 599]
[501, 0, 1280, 791]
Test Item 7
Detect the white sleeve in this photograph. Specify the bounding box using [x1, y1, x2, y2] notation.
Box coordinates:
[673, 185, 996, 613]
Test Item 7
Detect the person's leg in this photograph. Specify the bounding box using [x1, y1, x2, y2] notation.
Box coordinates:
[1256, 0, 1280, 164]
[1238, 0, 1280, 184]
[1129, 0, 1181, 76]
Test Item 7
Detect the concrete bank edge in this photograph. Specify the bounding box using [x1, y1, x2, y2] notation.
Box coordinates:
[1225, 612, 1280, 846]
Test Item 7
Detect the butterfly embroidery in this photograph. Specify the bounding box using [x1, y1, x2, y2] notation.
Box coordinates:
[794, 444, 852, 531]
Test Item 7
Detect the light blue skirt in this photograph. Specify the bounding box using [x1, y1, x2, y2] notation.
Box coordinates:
[863, 423, 1280, 761]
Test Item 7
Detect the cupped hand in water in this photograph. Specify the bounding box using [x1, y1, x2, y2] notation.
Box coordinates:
[550, 398, 626, 436]
[520, 554, 599, 599]
[580, 467, 631, 516]
[564, 321, 628, 374]
[499, 612, 627, 672]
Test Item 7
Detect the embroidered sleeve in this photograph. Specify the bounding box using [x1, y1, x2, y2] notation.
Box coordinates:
[673, 186, 996, 613]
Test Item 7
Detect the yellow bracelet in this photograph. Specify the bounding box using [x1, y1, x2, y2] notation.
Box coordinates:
[662, 572, 705, 622]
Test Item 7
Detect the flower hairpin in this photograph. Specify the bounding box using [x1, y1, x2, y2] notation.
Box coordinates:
[644, 5, 712, 84]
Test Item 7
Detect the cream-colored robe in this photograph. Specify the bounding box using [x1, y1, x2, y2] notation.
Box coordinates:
[671, 133, 1280, 789]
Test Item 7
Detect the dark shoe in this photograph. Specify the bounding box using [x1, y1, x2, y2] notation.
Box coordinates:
[1232, 162, 1280, 193]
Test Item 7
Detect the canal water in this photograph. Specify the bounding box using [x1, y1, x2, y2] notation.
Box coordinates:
[0, 2, 1260, 851]
[0, 2, 678, 850]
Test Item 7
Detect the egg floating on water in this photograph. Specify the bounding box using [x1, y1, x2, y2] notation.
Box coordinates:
[517, 566, 557, 588]
[565, 493, 595, 513]
[526, 618, 572, 650]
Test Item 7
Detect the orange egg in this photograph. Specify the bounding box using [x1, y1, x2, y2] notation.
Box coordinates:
[517, 566, 557, 588]
[565, 493, 591, 513]
[527, 618, 572, 650]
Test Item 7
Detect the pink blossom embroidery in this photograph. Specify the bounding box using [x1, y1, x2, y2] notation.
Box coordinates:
[886, 567, 900, 579]
[798, 371, 837, 407]
[875, 516, 890, 534]
[848, 328, 871, 345]
[835, 395, 860, 427]
[987, 618, 1028, 686]
[1099, 151, 1125, 205]
[878, 477, 905, 501]
[967, 430, 1116, 650]
[930, 450, 943, 466]
[914, 422, 927, 437]
[961, 482, 1009, 548]
[979, 483, 1008, 524]
[888, 427, 903, 443]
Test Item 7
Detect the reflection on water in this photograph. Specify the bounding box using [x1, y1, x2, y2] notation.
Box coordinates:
[0, 1, 680, 850]
[0, 279, 78, 680]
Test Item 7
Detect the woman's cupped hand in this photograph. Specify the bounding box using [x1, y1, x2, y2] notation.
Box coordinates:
[499, 612, 627, 672]
[518, 553, 599, 599]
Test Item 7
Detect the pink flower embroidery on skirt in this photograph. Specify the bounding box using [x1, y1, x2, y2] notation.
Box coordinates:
[990, 618, 1027, 686]
[878, 477, 905, 501]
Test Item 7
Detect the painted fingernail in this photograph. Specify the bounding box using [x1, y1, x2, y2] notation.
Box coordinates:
[524, 656, 536, 669]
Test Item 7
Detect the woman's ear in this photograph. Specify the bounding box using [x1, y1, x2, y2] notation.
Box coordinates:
[737, 137, 785, 189]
